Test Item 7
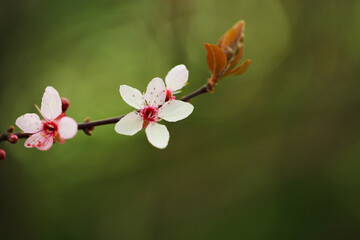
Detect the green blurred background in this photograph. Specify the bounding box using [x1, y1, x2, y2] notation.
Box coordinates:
[1, 0, 359, 239]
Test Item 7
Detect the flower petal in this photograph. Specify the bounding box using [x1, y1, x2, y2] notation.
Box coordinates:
[144, 77, 166, 107]
[145, 123, 169, 149]
[24, 131, 53, 151]
[165, 64, 189, 93]
[120, 85, 145, 110]
[158, 100, 194, 122]
[41, 86, 62, 120]
[58, 117, 78, 139]
[115, 112, 143, 136]
[15, 113, 43, 133]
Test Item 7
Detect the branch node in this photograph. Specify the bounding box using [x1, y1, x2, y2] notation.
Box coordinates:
[82, 117, 94, 136]
[83, 129, 92, 136]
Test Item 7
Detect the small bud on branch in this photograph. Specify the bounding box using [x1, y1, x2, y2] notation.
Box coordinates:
[82, 117, 93, 136]
[0, 149, 6, 160]
[8, 134, 18, 144]
[61, 97, 70, 112]
[7, 126, 15, 133]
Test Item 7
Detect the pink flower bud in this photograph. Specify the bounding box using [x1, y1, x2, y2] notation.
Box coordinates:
[61, 97, 70, 112]
[8, 134, 18, 144]
[0, 149, 6, 160]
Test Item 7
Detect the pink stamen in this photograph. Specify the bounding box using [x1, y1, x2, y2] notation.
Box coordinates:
[43, 121, 58, 133]
[140, 106, 158, 122]
[140, 106, 159, 129]
[165, 89, 172, 102]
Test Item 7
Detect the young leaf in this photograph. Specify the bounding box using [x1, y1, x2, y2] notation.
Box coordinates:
[225, 59, 251, 76]
[204, 43, 227, 77]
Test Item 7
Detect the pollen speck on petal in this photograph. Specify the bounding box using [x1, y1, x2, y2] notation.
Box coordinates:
[119, 85, 145, 110]
[144, 78, 166, 107]
[15, 113, 42, 133]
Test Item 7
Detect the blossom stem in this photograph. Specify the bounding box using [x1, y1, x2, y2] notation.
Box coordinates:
[181, 84, 209, 102]
[0, 84, 210, 142]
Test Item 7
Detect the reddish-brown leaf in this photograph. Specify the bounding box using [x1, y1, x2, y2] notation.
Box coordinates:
[204, 43, 227, 77]
[217, 20, 244, 59]
[225, 59, 251, 76]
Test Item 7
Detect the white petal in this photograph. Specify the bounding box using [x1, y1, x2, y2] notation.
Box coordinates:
[58, 117, 78, 139]
[115, 112, 143, 136]
[145, 123, 169, 149]
[15, 113, 43, 133]
[143, 77, 166, 107]
[24, 131, 53, 151]
[41, 86, 62, 120]
[165, 64, 189, 92]
[120, 85, 145, 110]
[158, 100, 194, 122]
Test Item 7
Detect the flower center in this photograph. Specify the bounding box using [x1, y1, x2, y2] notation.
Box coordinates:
[140, 106, 158, 123]
[43, 121, 58, 134]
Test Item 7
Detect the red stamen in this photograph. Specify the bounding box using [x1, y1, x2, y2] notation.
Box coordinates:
[55, 112, 66, 121]
[165, 89, 172, 102]
[43, 121, 58, 133]
[140, 106, 158, 125]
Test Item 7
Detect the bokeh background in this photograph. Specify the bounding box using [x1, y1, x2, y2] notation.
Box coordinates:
[0, 0, 359, 239]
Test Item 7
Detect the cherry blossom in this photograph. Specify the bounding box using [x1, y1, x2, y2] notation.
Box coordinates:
[15, 87, 78, 151]
[164, 64, 189, 101]
[115, 76, 194, 149]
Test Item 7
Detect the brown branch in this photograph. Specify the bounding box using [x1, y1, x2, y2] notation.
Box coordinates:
[180, 84, 209, 102]
[0, 132, 31, 142]
[0, 84, 210, 142]
[78, 115, 126, 130]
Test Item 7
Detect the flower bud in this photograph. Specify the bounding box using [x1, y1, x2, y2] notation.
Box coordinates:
[217, 20, 245, 62]
[8, 134, 18, 144]
[61, 97, 70, 112]
[0, 149, 6, 160]
[7, 125, 15, 133]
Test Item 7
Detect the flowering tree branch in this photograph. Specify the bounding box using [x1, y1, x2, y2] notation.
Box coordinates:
[78, 84, 209, 129]
[0, 84, 210, 143]
[0, 20, 250, 158]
